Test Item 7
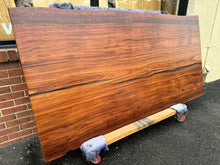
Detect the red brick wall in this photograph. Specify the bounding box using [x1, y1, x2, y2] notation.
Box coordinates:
[0, 49, 37, 147]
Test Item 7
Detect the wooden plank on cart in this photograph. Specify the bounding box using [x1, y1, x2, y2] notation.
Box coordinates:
[104, 108, 177, 145]
[9, 8, 204, 162]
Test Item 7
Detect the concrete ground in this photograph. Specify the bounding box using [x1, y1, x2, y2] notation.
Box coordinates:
[0, 80, 219, 165]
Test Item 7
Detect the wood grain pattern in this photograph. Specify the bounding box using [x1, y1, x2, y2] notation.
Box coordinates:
[9, 8, 204, 162]
[104, 108, 177, 145]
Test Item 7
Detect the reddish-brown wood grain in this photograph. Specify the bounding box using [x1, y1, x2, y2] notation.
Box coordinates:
[9, 8, 204, 162]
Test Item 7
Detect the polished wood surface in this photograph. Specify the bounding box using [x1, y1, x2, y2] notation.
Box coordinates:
[9, 8, 204, 162]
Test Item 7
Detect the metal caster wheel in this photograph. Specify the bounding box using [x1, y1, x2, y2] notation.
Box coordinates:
[90, 155, 101, 164]
[176, 114, 186, 123]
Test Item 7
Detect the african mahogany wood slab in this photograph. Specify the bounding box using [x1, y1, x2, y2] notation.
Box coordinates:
[9, 8, 204, 162]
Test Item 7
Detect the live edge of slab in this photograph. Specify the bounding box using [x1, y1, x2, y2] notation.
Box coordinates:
[104, 108, 177, 145]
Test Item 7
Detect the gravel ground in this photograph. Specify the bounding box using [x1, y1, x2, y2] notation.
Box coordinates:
[0, 80, 219, 165]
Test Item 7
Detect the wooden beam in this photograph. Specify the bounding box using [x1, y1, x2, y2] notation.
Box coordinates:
[115, 0, 132, 9]
[104, 108, 177, 145]
[116, 0, 161, 10]
[139, 0, 161, 11]
[99, 0, 108, 8]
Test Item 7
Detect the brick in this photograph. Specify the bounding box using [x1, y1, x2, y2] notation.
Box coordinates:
[0, 86, 10, 94]
[0, 126, 19, 136]
[0, 138, 22, 147]
[0, 77, 22, 86]
[11, 83, 27, 92]
[0, 50, 8, 63]
[21, 76, 26, 83]
[25, 90, 29, 96]
[8, 69, 24, 77]
[6, 117, 31, 127]
[20, 121, 36, 130]
[30, 116, 35, 120]
[0, 61, 20, 70]
[0, 123, 5, 129]
[0, 114, 16, 123]
[15, 97, 30, 105]
[33, 127, 37, 133]
[0, 71, 8, 78]
[17, 110, 33, 118]
[23, 133, 37, 140]
[0, 93, 12, 102]
[2, 105, 27, 115]
[0, 91, 24, 102]
[0, 136, 8, 143]
[0, 100, 14, 109]
[8, 128, 32, 140]
[27, 103, 32, 109]
[12, 91, 25, 98]
[7, 49, 18, 62]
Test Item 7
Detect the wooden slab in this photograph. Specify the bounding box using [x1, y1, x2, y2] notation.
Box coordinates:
[9, 8, 204, 162]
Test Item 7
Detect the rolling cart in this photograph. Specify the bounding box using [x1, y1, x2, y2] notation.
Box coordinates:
[81, 103, 188, 164]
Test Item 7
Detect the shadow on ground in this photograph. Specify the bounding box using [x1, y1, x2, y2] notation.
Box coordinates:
[0, 80, 220, 165]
